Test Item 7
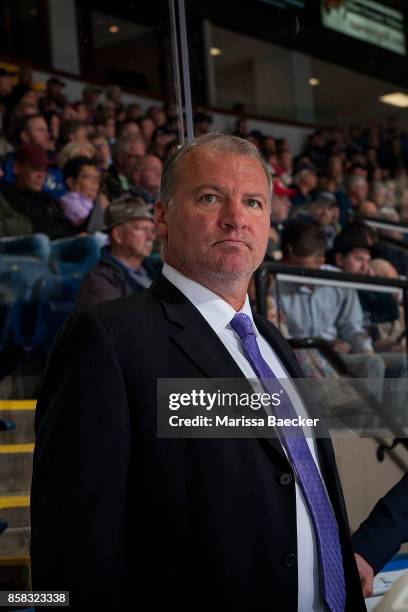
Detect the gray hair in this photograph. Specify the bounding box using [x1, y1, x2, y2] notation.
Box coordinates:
[159, 133, 272, 203]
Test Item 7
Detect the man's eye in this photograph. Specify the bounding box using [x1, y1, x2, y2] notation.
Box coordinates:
[246, 198, 261, 208]
[201, 194, 217, 203]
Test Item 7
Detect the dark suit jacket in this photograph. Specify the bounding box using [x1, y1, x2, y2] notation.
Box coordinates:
[30, 274, 366, 611]
[352, 472, 408, 573]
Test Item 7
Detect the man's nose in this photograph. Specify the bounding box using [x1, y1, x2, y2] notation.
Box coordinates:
[219, 198, 248, 229]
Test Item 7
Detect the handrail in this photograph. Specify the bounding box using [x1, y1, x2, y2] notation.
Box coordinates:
[255, 262, 408, 361]
[255, 261, 408, 317]
[359, 215, 408, 236]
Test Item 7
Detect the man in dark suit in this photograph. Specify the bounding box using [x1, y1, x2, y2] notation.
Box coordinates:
[353, 472, 408, 597]
[31, 133, 365, 611]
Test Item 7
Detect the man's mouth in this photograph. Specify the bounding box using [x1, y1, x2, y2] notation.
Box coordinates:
[214, 239, 250, 248]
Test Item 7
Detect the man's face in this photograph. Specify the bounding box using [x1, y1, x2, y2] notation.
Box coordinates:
[337, 248, 371, 275]
[23, 117, 49, 147]
[310, 202, 337, 226]
[141, 118, 155, 141]
[155, 150, 271, 284]
[352, 180, 369, 202]
[70, 164, 100, 200]
[113, 219, 155, 258]
[271, 195, 290, 223]
[304, 170, 317, 189]
[14, 162, 47, 192]
[118, 141, 146, 180]
[139, 155, 162, 194]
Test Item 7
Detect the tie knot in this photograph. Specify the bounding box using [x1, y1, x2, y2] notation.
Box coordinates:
[230, 313, 256, 340]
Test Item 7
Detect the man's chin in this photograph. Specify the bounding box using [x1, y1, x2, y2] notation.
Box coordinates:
[204, 257, 255, 279]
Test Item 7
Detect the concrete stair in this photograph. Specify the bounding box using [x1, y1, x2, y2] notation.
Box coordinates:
[0, 401, 35, 589]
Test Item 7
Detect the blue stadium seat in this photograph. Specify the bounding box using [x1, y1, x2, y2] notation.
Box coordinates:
[29, 275, 77, 352]
[0, 234, 50, 262]
[0, 256, 50, 303]
[0, 269, 27, 350]
[49, 235, 101, 280]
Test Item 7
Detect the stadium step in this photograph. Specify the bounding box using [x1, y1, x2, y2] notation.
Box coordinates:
[0, 401, 35, 589]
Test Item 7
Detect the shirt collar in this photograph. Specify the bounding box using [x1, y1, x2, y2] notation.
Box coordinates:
[162, 263, 258, 336]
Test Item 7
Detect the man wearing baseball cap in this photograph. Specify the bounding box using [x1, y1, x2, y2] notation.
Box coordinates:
[332, 234, 372, 275]
[0, 143, 74, 238]
[77, 197, 159, 306]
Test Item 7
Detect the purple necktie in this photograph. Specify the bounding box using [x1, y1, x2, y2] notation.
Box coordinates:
[230, 313, 346, 612]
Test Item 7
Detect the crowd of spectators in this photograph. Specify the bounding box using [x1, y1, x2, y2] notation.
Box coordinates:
[1, 65, 408, 368]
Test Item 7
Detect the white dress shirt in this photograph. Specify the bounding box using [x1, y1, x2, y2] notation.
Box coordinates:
[162, 264, 326, 612]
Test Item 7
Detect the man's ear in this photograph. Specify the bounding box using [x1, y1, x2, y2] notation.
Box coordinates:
[111, 225, 122, 245]
[154, 199, 168, 239]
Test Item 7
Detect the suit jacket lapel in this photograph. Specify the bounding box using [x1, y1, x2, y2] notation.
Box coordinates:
[150, 275, 248, 380]
[149, 275, 287, 459]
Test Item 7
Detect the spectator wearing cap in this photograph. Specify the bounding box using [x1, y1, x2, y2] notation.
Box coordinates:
[290, 163, 318, 207]
[290, 191, 339, 249]
[76, 198, 159, 306]
[341, 221, 408, 276]
[333, 234, 398, 335]
[60, 156, 101, 229]
[3, 114, 66, 198]
[0, 144, 74, 238]
[333, 234, 372, 275]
